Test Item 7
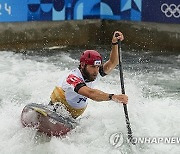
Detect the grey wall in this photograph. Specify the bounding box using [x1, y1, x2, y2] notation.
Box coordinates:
[0, 20, 179, 52]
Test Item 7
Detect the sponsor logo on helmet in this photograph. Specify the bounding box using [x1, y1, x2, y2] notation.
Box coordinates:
[94, 60, 101, 65]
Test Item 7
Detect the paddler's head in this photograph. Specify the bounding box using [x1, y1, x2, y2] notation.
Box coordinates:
[79, 50, 102, 81]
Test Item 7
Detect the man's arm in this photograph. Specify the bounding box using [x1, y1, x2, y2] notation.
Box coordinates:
[103, 31, 124, 75]
[78, 85, 128, 104]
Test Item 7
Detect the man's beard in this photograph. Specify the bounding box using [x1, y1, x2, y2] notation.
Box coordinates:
[82, 65, 97, 82]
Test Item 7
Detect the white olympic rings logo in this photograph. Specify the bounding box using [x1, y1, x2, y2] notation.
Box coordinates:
[161, 3, 180, 18]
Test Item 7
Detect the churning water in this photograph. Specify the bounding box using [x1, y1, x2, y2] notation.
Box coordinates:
[0, 47, 179, 154]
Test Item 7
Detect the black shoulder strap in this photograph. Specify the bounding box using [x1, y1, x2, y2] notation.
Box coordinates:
[99, 65, 107, 77]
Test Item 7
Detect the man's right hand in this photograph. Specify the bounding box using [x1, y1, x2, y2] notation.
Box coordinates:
[112, 94, 128, 104]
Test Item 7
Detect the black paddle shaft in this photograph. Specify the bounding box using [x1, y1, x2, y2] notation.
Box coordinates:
[115, 33, 134, 144]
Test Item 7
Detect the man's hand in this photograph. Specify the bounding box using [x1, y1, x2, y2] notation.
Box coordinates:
[112, 31, 124, 43]
[112, 94, 128, 104]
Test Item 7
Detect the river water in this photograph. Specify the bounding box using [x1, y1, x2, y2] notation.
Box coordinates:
[0, 46, 179, 154]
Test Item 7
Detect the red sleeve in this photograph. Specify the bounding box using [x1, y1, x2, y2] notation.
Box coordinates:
[66, 74, 84, 87]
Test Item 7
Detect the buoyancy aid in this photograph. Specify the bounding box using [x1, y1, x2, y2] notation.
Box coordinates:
[50, 86, 87, 119]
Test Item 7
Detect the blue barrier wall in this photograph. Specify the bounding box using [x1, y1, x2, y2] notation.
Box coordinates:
[0, 0, 179, 24]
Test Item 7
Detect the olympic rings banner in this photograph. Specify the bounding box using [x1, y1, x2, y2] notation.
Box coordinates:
[0, 0, 179, 24]
[142, 0, 180, 24]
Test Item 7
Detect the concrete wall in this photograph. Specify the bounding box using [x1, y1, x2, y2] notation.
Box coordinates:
[102, 20, 180, 52]
[0, 20, 179, 52]
[0, 20, 102, 50]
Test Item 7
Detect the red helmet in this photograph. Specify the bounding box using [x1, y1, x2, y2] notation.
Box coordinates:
[80, 50, 102, 65]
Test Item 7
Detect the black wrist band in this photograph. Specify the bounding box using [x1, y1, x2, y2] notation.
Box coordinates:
[109, 94, 114, 100]
[112, 42, 118, 45]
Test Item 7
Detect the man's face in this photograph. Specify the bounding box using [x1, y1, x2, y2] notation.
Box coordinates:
[82, 64, 100, 81]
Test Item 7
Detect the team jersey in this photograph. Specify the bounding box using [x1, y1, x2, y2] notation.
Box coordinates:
[59, 68, 96, 108]
[50, 68, 97, 118]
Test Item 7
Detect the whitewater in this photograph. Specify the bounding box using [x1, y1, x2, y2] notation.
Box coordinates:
[0, 47, 179, 154]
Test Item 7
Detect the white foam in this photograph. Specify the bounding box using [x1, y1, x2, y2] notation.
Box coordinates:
[0, 51, 179, 154]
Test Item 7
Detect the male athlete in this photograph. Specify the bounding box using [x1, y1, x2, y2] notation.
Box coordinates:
[50, 31, 128, 119]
